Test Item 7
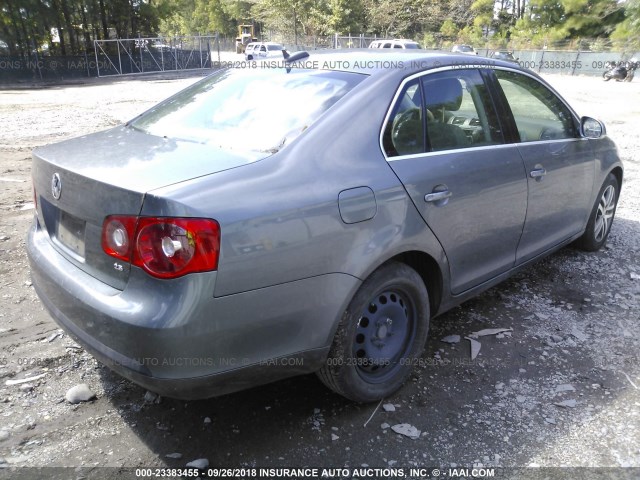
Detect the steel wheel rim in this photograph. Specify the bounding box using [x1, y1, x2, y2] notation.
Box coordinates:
[352, 288, 416, 383]
[594, 185, 616, 243]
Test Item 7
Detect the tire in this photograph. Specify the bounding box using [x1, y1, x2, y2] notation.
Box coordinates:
[603, 72, 611, 81]
[317, 262, 430, 402]
[576, 173, 620, 251]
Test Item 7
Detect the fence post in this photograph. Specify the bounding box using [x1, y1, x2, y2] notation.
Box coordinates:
[139, 34, 143, 73]
[117, 40, 122, 75]
[572, 51, 580, 76]
[216, 32, 221, 64]
[537, 48, 545, 74]
[160, 39, 164, 71]
[94, 40, 101, 77]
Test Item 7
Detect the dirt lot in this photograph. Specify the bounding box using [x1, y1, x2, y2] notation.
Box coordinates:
[0, 69, 639, 475]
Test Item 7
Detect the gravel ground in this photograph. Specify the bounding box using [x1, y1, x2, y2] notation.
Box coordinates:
[0, 68, 639, 475]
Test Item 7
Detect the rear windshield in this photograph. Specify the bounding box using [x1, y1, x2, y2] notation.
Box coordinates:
[130, 68, 364, 154]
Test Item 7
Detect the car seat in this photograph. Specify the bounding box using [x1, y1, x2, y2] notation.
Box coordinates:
[423, 77, 470, 151]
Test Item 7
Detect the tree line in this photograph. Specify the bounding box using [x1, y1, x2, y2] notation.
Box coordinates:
[1, 0, 638, 57]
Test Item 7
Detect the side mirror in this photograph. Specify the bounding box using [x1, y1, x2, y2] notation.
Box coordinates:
[581, 116, 605, 139]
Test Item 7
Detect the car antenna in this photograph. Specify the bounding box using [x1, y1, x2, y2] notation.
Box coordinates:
[284, 51, 309, 63]
[281, 50, 309, 73]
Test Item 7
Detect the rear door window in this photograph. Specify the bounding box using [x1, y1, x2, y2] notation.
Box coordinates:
[422, 70, 503, 151]
[383, 79, 424, 157]
[383, 69, 504, 156]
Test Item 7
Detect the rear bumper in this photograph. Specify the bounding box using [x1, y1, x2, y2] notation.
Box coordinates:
[27, 220, 358, 399]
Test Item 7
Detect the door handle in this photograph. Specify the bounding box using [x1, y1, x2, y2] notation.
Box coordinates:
[529, 168, 547, 179]
[424, 190, 452, 202]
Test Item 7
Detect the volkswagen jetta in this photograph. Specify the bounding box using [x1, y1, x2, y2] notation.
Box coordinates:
[28, 51, 623, 402]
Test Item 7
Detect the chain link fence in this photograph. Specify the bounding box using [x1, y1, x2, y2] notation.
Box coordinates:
[93, 36, 220, 76]
[255, 33, 639, 77]
[1, 33, 638, 82]
[0, 35, 230, 82]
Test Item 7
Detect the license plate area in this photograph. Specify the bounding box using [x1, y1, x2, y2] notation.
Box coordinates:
[55, 210, 86, 258]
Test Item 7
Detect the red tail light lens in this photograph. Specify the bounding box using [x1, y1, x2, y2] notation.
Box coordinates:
[101, 216, 220, 279]
[134, 218, 220, 278]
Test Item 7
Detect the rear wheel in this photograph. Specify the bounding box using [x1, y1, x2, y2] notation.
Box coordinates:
[317, 262, 430, 402]
[576, 173, 619, 251]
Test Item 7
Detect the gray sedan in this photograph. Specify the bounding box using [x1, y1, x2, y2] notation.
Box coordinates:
[28, 51, 622, 402]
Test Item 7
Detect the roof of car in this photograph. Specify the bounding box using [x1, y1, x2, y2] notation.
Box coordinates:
[378, 39, 417, 43]
[280, 49, 522, 76]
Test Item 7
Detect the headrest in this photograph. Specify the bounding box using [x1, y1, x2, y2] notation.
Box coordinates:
[424, 78, 463, 111]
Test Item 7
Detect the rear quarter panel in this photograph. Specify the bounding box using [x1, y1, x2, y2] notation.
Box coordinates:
[146, 71, 449, 298]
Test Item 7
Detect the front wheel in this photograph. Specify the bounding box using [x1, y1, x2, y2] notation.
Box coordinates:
[576, 173, 620, 251]
[603, 72, 612, 81]
[317, 262, 430, 402]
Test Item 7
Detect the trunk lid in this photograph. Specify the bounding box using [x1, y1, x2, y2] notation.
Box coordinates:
[32, 126, 264, 290]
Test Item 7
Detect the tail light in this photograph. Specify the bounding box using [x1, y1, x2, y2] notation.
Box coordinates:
[102, 216, 137, 261]
[102, 216, 220, 279]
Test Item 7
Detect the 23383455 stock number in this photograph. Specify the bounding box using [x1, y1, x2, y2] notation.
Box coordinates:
[518, 60, 582, 70]
[135, 468, 200, 477]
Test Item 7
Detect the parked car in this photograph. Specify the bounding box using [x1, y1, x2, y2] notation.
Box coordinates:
[28, 50, 622, 403]
[150, 42, 176, 53]
[244, 41, 284, 60]
[452, 44, 478, 55]
[369, 39, 420, 49]
[490, 50, 519, 63]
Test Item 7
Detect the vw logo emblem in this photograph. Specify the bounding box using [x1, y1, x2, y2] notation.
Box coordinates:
[51, 173, 62, 200]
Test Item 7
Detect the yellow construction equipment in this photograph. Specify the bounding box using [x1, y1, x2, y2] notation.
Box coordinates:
[236, 24, 257, 54]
